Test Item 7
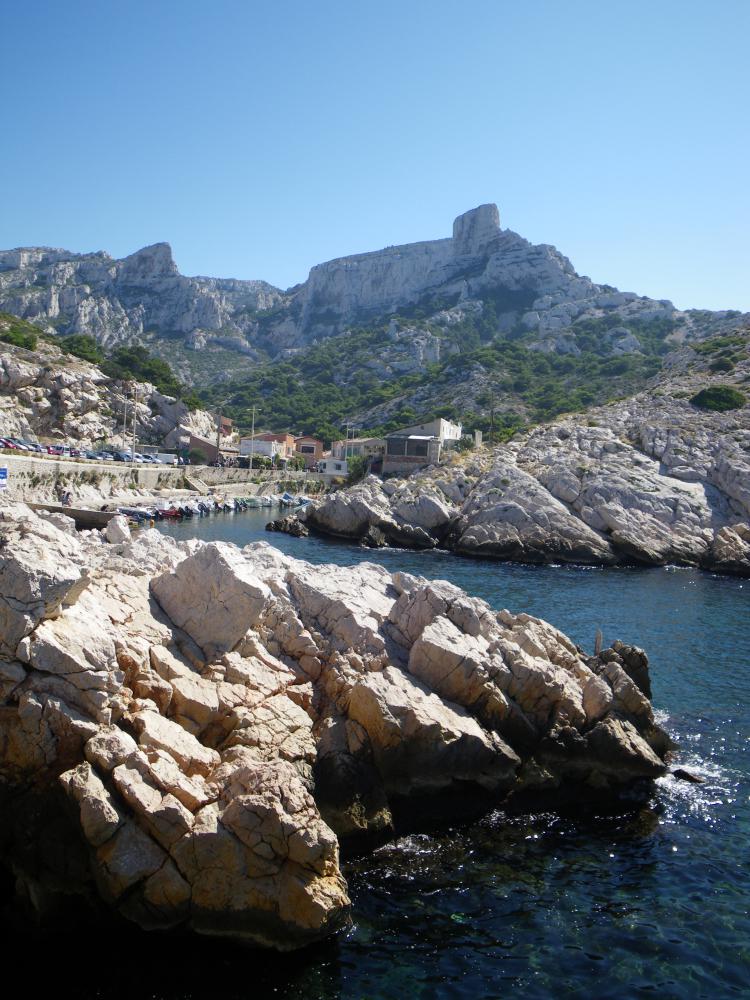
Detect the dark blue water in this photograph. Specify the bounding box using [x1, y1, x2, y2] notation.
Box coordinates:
[17, 511, 750, 1000]
[116, 513, 750, 995]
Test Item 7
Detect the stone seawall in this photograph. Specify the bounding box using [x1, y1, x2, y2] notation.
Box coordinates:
[0, 454, 329, 504]
[0, 453, 187, 501]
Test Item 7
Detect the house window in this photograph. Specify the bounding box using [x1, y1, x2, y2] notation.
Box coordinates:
[335, 463, 343, 471]
[408, 440, 428, 457]
[386, 438, 406, 456]
[300, 445, 315, 454]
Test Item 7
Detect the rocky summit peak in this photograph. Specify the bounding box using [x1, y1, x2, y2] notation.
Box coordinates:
[120, 241, 178, 280]
[452, 203, 501, 254]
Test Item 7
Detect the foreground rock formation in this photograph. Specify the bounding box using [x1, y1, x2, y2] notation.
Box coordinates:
[0, 502, 669, 947]
[302, 376, 750, 575]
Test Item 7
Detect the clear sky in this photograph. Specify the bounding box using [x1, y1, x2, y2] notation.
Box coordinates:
[2, 0, 748, 309]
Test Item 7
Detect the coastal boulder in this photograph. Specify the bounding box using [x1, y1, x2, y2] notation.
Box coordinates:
[151, 542, 272, 657]
[0, 504, 88, 656]
[104, 514, 131, 544]
[0, 503, 671, 952]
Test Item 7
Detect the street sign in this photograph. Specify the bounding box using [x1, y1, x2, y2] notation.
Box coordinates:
[0, 465, 7, 491]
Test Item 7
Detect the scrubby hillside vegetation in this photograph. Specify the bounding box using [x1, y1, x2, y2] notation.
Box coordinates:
[197, 310, 750, 444]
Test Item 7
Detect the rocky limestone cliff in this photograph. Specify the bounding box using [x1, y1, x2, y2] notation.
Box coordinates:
[4, 205, 740, 381]
[0, 502, 669, 947]
[0, 242, 284, 357]
[0, 331, 215, 448]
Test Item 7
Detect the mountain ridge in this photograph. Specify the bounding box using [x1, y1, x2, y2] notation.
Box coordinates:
[2, 205, 747, 406]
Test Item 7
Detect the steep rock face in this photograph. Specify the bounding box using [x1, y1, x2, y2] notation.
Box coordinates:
[285, 204, 677, 346]
[0, 243, 283, 351]
[0, 502, 668, 947]
[0, 204, 702, 365]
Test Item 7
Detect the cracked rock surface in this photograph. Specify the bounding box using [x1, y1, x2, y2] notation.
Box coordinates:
[0, 500, 669, 948]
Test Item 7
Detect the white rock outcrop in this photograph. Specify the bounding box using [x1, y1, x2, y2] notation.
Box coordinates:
[303, 377, 750, 575]
[0, 500, 669, 948]
[0, 333, 216, 448]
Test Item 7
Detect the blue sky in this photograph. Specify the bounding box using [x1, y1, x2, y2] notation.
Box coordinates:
[2, 0, 748, 309]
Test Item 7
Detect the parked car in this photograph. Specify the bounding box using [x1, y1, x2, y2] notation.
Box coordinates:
[7, 438, 31, 450]
[95, 451, 115, 461]
[113, 451, 132, 462]
[139, 454, 162, 464]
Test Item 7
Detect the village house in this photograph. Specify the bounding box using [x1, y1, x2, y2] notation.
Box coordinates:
[239, 431, 296, 462]
[393, 418, 462, 444]
[294, 435, 324, 469]
[331, 436, 385, 460]
[188, 433, 240, 465]
[381, 418, 462, 476]
[315, 456, 348, 478]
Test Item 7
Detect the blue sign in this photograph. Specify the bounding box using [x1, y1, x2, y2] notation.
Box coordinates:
[0, 466, 7, 491]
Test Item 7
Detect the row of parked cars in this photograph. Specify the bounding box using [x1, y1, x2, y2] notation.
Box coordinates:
[0, 437, 169, 463]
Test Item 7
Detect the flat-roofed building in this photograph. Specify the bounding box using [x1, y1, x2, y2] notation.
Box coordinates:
[395, 418, 462, 443]
[331, 436, 385, 460]
[294, 435, 324, 469]
[315, 457, 348, 478]
[239, 431, 296, 461]
[382, 433, 442, 476]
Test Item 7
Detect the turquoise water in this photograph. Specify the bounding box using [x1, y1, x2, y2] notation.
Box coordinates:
[5, 510, 745, 998]
[150, 511, 750, 998]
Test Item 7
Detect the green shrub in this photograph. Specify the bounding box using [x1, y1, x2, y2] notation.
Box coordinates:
[346, 455, 366, 484]
[709, 357, 734, 373]
[690, 385, 747, 412]
[61, 334, 105, 363]
[0, 324, 37, 350]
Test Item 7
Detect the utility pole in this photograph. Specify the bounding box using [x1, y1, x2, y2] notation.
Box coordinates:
[249, 405, 257, 470]
[131, 382, 138, 464]
[121, 390, 128, 447]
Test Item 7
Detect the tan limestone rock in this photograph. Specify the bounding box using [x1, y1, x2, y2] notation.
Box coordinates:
[131, 710, 220, 777]
[151, 542, 271, 656]
[59, 761, 122, 847]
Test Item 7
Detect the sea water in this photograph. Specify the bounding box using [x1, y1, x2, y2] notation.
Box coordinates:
[8, 510, 745, 999]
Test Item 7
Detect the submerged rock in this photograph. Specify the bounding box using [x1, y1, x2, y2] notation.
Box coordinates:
[265, 515, 308, 537]
[0, 501, 670, 949]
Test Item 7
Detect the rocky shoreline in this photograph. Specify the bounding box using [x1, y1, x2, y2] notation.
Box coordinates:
[0, 500, 672, 949]
[299, 384, 750, 577]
